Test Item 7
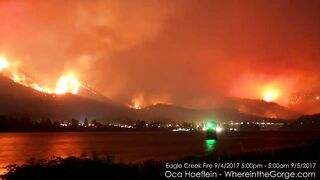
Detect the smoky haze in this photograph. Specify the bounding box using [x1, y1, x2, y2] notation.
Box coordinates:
[1, 0, 320, 112]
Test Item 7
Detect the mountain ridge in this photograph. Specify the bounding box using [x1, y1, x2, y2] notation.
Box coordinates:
[0, 75, 301, 123]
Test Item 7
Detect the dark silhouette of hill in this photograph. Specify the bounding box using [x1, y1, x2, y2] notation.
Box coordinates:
[283, 113, 320, 131]
[138, 104, 287, 124]
[77, 84, 115, 104]
[218, 97, 300, 119]
[0, 76, 133, 122]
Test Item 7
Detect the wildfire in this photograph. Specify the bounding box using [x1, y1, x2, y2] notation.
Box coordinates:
[0, 56, 8, 72]
[9, 71, 52, 93]
[130, 94, 144, 109]
[55, 75, 81, 94]
[33, 84, 53, 94]
[1, 55, 82, 95]
[262, 90, 279, 102]
[12, 73, 24, 84]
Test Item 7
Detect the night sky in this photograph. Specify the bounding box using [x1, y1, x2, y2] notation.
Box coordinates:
[1, 0, 320, 112]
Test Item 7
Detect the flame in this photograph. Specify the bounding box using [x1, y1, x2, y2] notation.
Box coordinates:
[55, 75, 81, 94]
[1, 55, 83, 95]
[33, 84, 42, 91]
[33, 83, 53, 94]
[130, 94, 144, 109]
[13, 72, 80, 95]
[12, 72, 25, 83]
[0, 56, 8, 72]
[262, 90, 279, 102]
[128, 94, 171, 109]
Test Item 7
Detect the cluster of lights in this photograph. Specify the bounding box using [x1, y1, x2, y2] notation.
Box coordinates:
[110, 124, 135, 128]
[202, 121, 223, 133]
[229, 121, 283, 126]
[229, 128, 238, 131]
[120, 124, 133, 128]
[59, 122, 97, 127]
[172, 128, 191, 132]
[59, 123, 69, 127]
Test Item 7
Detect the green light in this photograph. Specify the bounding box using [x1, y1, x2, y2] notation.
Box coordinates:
[205, 139, 216, 154]
[206, 121, 216, 130]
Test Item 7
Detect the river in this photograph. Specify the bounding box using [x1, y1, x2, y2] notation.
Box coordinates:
[0, 131, 318, 174]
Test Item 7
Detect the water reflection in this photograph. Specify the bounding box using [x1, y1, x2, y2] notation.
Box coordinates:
[205, 140, 216, 154]
[0, 132, 205, 175]
[0, 132, 310, 175]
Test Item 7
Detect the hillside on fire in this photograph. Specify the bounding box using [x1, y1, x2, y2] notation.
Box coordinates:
[1, 75, 297, 124]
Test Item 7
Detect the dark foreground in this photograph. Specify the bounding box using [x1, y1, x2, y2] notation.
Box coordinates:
[2, 140, 319, 180]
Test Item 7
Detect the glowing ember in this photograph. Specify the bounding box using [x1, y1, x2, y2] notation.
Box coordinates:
[0, 56, 8, 72]
[262, 90, 279, 102]
[55, 75, 81, 94]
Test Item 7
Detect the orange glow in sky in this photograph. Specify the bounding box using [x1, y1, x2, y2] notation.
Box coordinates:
[1, 1, 320, 114]
[229, 73, 297, 105]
